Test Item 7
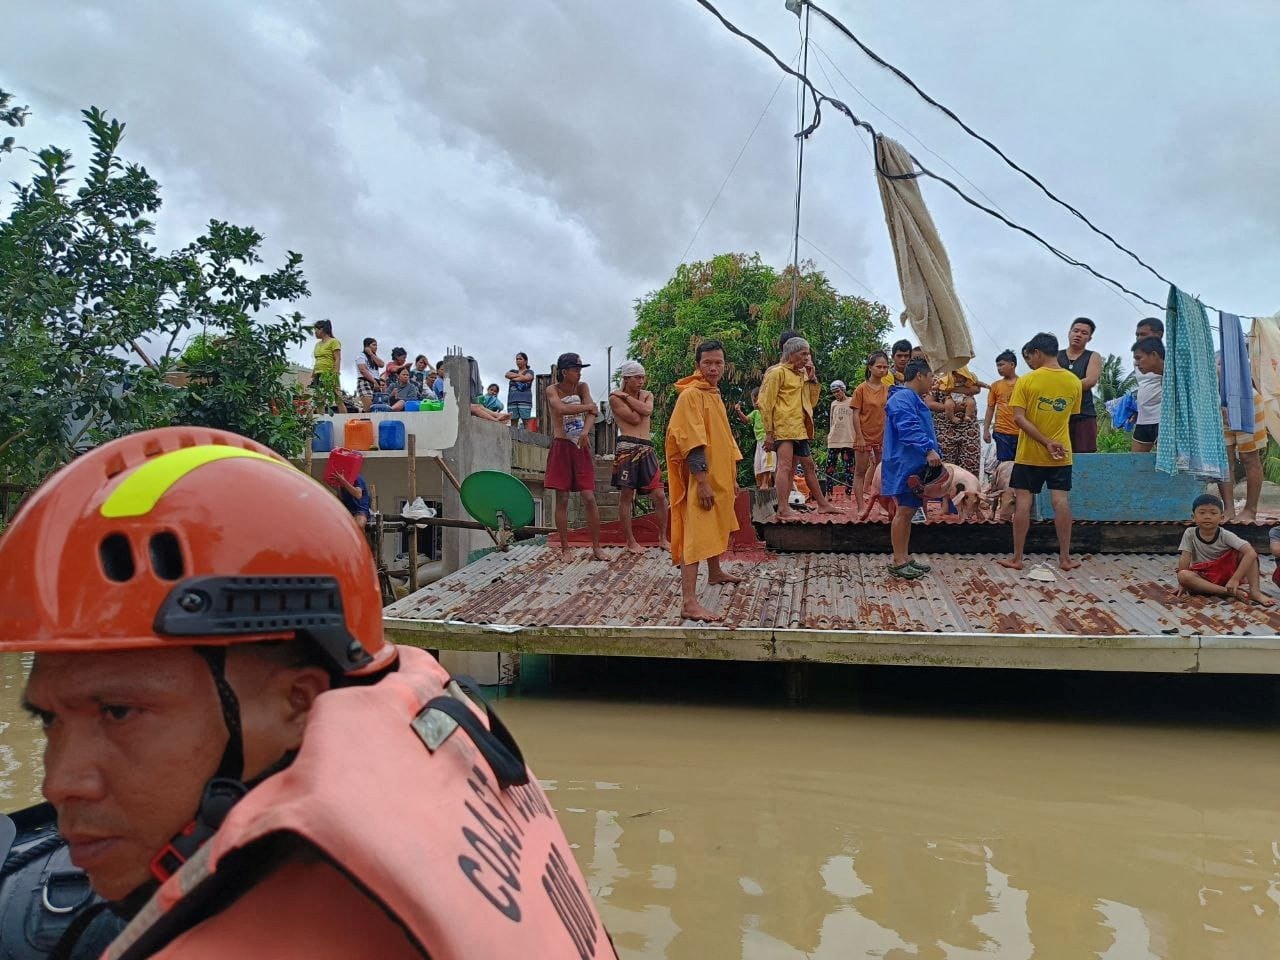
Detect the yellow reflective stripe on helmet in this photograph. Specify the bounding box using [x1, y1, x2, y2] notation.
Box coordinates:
[101, 447, 288, 518]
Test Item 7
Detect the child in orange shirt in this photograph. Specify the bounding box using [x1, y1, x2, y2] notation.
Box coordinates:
[983, 350, 1021, 462]
[851, 352, 891, 511]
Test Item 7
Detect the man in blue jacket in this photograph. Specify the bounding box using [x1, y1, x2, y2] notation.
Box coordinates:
[882, 359, 943, 579]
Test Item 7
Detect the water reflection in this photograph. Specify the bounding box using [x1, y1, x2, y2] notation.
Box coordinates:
[503, 691, 1280, 960]
[0, 653, 39, 807]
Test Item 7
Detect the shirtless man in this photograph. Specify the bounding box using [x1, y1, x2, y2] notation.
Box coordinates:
[547, 352, 609, 561]
[609, 360, 670, 553]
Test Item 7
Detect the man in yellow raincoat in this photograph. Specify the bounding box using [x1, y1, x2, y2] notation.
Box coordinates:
[665, 339, 744, 622]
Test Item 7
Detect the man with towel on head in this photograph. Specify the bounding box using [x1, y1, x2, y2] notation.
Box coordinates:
[610, 359, 670, 553]
[666, 339, 744, 622]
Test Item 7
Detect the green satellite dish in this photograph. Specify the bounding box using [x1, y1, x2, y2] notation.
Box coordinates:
[459, 470, 536, 532]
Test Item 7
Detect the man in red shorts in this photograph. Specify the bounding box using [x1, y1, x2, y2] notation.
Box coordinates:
[548, 352, 610, 561]
[610, 360, 670, 553]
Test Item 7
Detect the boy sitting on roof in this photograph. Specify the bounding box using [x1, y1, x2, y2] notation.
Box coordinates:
[1176, 494, 1273, 605]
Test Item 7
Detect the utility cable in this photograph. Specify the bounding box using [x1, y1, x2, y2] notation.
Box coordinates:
[787, 3, 812, 327]
[675, 53, 797, 269]
[802, 0, 1238, 316]
[692, 0, 1247, 317]
[810, 51, 1008, 355]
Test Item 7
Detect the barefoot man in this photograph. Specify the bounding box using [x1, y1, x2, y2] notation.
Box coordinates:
[610, 360, 670, 553]
[547, 352, 609, 561]
[758, 336, 841, 520]
[666, 340, 744, 622]
[997, 332, 1083, 572]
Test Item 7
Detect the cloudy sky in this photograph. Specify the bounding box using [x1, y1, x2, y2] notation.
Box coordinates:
[5, 0, 1277, 395]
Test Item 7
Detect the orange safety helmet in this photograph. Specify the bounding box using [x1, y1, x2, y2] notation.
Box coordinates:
[0, 426, 395, 677]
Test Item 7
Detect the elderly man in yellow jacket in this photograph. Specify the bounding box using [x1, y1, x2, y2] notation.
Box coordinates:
[759, 336, 842, 521]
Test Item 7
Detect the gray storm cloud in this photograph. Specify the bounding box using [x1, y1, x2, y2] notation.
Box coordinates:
[3, 0, 1277, 392]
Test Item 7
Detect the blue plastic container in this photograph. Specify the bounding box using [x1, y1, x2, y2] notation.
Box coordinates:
[378, 419, 406, 451]
[404, 400, 421, 412]
[312, 420, 334, 453]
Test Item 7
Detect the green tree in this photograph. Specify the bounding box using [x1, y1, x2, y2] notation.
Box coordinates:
[0, 95, 313, 488]
[1096, 353, 1137, 404]
[629, 252, 891, 483]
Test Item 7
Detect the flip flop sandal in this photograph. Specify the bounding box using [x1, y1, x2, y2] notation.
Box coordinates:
[887, 562, 926, 580]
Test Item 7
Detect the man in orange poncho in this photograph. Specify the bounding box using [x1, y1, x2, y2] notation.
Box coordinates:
[666, 339, 744, 621]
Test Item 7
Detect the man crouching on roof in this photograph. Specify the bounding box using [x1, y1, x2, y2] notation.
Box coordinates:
[666, 339, 745, 622]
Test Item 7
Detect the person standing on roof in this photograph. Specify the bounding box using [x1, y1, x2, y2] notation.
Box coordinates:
[505, 352, 535, 427]
[881, 359, 943, 579]
[0, 426, 617, 960]
[1058, 317, 1102, 454]
[546, 352, 609, 561]
[666, 339, 744, 622]
[758, 336, 841, 521]
[610, 360, 670, 554]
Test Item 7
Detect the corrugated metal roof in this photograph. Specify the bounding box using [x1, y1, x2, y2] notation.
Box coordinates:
[384, 544, 1280, 639]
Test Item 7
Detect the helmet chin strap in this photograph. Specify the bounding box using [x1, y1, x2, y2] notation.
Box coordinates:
[194, 646, 245, 781]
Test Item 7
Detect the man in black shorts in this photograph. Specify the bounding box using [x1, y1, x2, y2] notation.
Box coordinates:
[997, 332, 1083, 572]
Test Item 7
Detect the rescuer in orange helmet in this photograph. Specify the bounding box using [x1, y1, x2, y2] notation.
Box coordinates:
[0, 427, 615, 960]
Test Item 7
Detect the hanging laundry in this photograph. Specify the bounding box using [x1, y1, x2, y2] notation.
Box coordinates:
[1249, 312, 1280, 447]
[874, 135, 974, 376]
[1218, 312, 1254, 432]
[1157, 287, 1228, 480]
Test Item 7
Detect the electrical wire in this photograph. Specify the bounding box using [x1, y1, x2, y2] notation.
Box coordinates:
[691, 0, 1242, 318]
[787, 4, 812, 327]
[803, 0, 1240, 317]
[810, 51, 1008, 356]
[675, 53, 797, 269]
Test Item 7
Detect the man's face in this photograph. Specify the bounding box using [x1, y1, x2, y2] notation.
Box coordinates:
[1133, 350, 1156, 375]
[786, 347, 811, 372]
[26, 647, 320, 901]
[398, 368, 410, 384]
[560, 366, 582, 387]
[832, 386, 847, 400]
[622, 374, 645, 392]
[1068, 323, 1093, 350]
[893, 350, 910, 371]
[697, 349, 725, 387]
[996, 359, 1016, 378]
[25, 649, 229, 900]
[1135, 323, 1158, 341]
[1023, 350, 1045, 370]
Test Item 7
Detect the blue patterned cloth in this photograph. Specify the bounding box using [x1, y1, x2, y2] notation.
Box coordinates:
[1218, 311, 1255, 432]
[1157, 287, 1228, 480]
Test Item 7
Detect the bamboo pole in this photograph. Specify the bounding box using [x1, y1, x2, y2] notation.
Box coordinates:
[383, 516, 556, 535]
[407, 435, 419, 594]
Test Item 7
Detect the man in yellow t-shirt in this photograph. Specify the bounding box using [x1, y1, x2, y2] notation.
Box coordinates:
[997, 332, 1082, 573]
[881, 339, 913, 386]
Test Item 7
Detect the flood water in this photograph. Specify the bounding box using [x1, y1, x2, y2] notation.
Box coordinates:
[3, 655, 1280, 958]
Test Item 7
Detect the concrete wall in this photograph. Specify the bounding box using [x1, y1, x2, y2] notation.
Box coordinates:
[440, 354, 513, 574]
[1034, 452, 1206, 521]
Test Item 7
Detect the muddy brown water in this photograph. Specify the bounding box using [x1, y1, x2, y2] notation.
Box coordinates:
[3, 654, 1279, 958]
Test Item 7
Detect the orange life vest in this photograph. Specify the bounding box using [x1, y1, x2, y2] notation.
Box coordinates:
[104, 646, 616, 960]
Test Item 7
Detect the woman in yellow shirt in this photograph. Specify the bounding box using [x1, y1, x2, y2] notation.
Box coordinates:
[312, 319, 344, 414]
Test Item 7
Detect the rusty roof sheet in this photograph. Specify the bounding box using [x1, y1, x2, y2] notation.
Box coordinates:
[383, 544, 1280, 639]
